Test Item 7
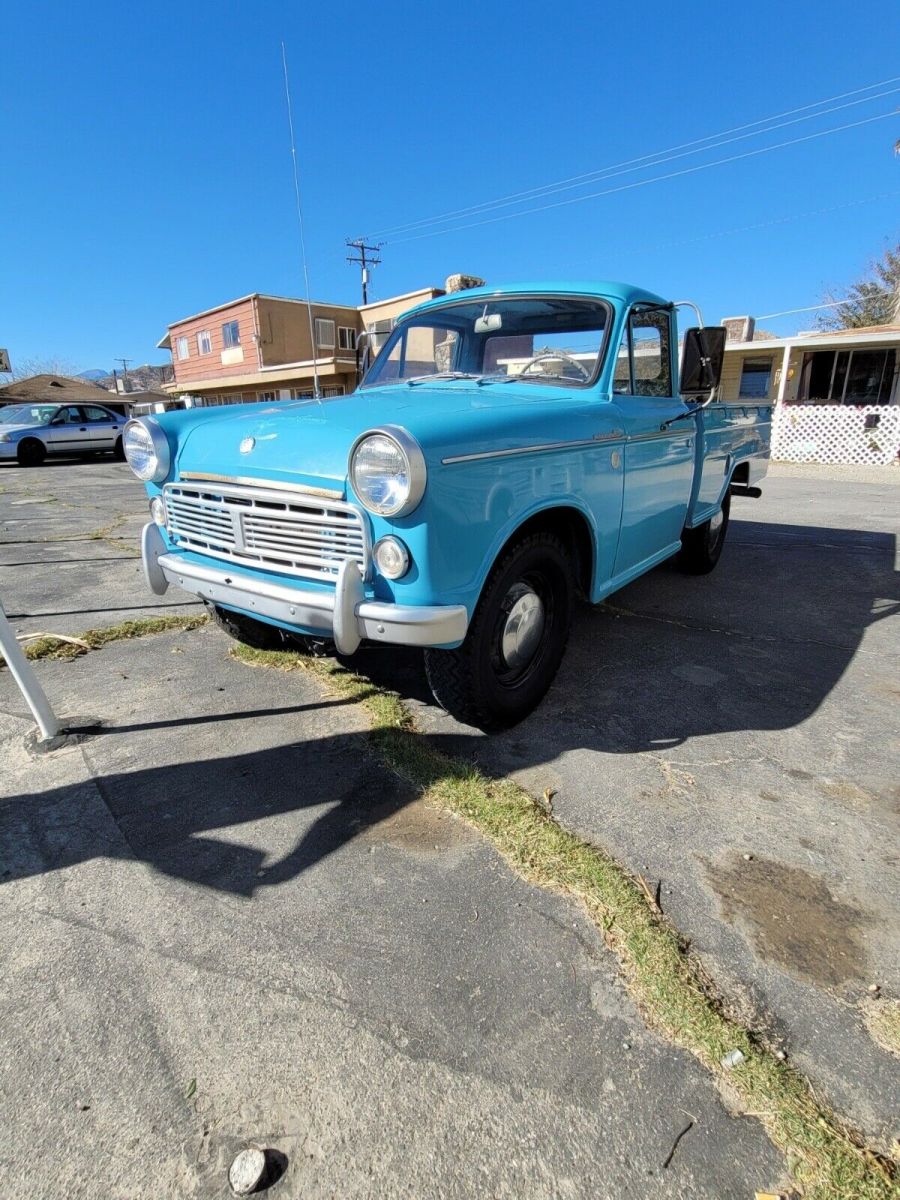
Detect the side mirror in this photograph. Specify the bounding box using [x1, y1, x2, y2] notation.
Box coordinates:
[680, 326, 726, 396]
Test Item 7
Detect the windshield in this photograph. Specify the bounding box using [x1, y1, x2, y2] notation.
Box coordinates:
[0, 404, 57, 425]
[361, 295, 610, 389]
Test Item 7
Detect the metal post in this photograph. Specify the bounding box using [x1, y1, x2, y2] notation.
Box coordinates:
[776, 342, 793, 405]
[0, 603, 60, 740]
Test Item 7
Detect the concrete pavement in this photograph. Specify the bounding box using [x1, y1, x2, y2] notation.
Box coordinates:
[0, 459, 789, 1198]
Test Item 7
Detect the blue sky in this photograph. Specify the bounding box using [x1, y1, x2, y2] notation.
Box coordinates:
[2, 0, 899, 372]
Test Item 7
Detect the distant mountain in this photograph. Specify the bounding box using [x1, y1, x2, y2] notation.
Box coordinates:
[77, 369, 108, 382]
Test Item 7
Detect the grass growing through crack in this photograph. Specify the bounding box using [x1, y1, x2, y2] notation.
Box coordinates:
[10, 614, 209, 664]
[232, 641, 898, 1200]
[865, 1000, 900, 1059]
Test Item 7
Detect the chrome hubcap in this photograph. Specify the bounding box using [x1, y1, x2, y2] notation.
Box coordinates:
[500, 584, 545, 671]
[709, 509, 724, 546]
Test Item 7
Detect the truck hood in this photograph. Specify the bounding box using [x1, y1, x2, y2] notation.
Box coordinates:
[175, 381, 593, 491]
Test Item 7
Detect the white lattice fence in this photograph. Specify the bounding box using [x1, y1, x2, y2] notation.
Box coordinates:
[771, 404, 900, 466]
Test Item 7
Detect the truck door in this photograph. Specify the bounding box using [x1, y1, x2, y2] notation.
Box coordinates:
[610, 307, 695, 579]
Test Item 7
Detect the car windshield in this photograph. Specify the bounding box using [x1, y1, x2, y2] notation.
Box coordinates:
[361, 295, 610, 390]
[0, 404, 57, 425]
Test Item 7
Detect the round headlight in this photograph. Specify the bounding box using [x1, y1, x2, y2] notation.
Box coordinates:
[349, 426, 426, 518]
[149, 496, 167, 526]
[123, 418, 170, 483]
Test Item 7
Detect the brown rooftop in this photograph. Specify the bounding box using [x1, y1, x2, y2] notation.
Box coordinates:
[0, 373, 111, 404]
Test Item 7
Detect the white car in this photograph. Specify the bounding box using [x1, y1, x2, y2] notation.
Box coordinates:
[0, 402, 126, 466]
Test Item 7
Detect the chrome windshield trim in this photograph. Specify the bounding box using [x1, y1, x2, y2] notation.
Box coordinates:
[180, 471, 345, 499]
[442, 432, 623, 465]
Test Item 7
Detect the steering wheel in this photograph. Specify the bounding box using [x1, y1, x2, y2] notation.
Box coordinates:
[517, 348, 591, 381]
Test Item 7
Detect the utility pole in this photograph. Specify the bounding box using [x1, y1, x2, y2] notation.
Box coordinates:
[346, 239, 382, 306]
[115, 358, 132, 394]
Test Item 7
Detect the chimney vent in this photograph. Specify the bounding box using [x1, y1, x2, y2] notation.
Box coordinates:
[721, 315, 755, 343]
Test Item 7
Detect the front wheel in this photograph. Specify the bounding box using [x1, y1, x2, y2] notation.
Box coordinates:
[678, 492, 730, 574]
[16, 438, 46, 467]
[113, 436, 125, 460]
[424, 531, 574, 731]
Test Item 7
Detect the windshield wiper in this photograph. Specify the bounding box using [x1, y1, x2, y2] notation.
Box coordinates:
[475, 372, 522, 386]
[515, 372, 577, 385]
[406, 371, 479, 386]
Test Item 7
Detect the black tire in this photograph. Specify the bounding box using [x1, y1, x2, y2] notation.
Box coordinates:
[678, 492, 731, 575]
[205, 602, 323, 654]
[113, 436, 125, 460]
[16, 438, 46, 467]
[424, 531, 574, 731]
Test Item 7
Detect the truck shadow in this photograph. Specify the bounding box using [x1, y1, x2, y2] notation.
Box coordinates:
[361, 516, 899, 758]
[1, 515, 895, 899]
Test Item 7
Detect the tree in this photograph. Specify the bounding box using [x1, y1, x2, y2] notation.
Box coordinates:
[0, 355, 82, 382]
[817, 243, 900, 330]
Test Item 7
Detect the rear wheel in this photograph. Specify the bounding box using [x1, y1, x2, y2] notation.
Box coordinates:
[16, 438, 46, 467]
[424, 531, 574, 731]
[678, 492, 730, 574]
[205, 602, 324, 654]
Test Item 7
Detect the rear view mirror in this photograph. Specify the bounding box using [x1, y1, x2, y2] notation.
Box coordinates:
[680, 326, 725, 396]
[474, 312, 502, 334]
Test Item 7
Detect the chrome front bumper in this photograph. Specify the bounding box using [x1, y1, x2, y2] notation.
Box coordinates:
[142, 523, 468, 654]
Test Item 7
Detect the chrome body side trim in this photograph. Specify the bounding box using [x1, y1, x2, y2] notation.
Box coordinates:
[442, 432, 624, 465]
[152, 545, 469, 653]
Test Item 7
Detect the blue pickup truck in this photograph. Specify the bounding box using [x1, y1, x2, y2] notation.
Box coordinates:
[126, 281, 771, 730]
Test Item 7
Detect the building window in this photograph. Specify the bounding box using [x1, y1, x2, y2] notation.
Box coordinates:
[322, 386, 345, 397]
[799, 348, 896, 405]
[222, 320, 241, 348]
[290, 388, 315, 399]
[258, 391, 276, 402]
[338, 326, 357, 351]
[197, 330, 212, 355]
[176, 336, 190, 361]
[739, 357, 773, 399]
[315, 318, 335, 348]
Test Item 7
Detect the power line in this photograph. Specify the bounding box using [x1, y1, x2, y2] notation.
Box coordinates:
[635, 189, 900, 254]
[387, 108, 900, 245]
[756, 301, 847, 320]
[364, 74, 900, 240]
[346, 239, 382, 305]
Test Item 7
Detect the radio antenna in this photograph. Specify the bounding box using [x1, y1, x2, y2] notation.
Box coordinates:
[281, 41, 321, 401]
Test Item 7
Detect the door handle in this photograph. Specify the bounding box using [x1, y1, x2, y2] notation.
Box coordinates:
[79, 427, 87, 431]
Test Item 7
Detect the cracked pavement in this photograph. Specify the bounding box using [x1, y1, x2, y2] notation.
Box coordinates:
[1, 456, 896, 1196]
[394, 463, 900, 1149]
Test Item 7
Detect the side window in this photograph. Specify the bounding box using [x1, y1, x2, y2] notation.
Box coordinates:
[84, 406, 113, 423]
[613, 309, 673, 397]
[631, 309, 672, 397]
[59, 406, 83, 423]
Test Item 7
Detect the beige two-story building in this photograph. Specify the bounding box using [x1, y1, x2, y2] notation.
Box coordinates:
[157, 287, 443, 405]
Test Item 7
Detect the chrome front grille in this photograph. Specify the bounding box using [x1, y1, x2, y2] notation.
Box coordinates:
[163, 481, 369, 581]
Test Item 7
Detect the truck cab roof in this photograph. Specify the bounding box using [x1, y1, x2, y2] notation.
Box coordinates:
[404, 280, 671, 319]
